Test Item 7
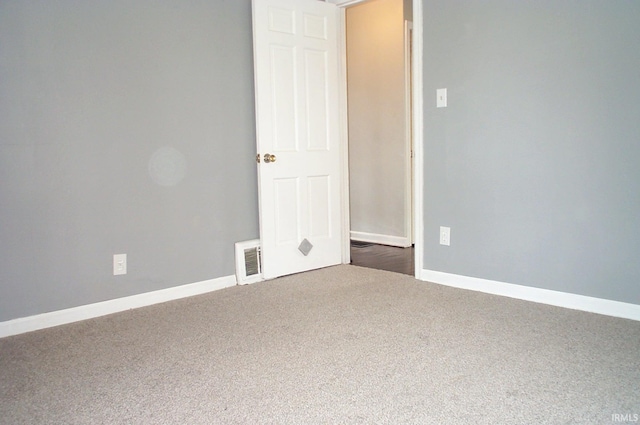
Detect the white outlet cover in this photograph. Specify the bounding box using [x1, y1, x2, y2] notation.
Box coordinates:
[437, 88, 447, 108]
[440, 226, 450, 246]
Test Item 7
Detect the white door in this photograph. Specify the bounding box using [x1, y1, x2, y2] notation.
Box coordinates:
[252, 0, 342, 279]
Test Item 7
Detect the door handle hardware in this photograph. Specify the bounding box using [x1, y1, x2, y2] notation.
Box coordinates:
[264, 153, 277, 163]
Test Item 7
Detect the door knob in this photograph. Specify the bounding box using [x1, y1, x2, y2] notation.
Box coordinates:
[264, 153, 277, 163]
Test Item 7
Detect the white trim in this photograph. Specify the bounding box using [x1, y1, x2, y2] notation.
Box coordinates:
[411, 0, 424, 278]
[350, 231, 411, 248]
[420, 269, 640, 322]
[337, 8, 352, 265]
[404, 19, 414, 247]
[328, 0, 368, 6]
[0, 275, 237, 338]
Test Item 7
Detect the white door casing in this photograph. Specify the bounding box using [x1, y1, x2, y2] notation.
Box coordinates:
[252, 0, 342, 279]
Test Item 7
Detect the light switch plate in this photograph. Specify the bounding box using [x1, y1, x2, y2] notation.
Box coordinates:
[437, 88, 447, 108]
[113, 254, 127, 275]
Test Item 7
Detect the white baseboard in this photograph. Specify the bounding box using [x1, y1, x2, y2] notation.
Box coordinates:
[0, 275, 237, 338]
[420, 269, 640, 322]
[351, 231, 411, 248]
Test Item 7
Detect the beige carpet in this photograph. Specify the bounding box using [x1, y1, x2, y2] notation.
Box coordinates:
[1, 265, 639, 424]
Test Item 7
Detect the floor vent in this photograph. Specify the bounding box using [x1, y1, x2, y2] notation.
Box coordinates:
[235, 240, 263, 285]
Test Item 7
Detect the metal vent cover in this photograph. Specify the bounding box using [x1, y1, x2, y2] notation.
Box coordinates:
[235, 240, 263, 285]
[244, 246, 261, 277]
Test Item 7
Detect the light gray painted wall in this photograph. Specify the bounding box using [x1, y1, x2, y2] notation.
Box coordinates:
[347, 0, 409, 243]
[0, 0, 258, 321]
[422, 1, 640, 304]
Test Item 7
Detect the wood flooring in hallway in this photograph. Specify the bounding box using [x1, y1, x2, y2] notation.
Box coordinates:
[350, 241, 415, 276]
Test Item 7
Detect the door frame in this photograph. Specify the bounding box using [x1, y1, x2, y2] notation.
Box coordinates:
[333, 0, 424, 278]
[404, 18, 414, 246]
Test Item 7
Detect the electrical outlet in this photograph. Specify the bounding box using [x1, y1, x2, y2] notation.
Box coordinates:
[113, 254, 127, 275]
[440, 227, 450, 246]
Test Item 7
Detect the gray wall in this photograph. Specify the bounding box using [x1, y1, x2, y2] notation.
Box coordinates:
[0, 0, 258, 321]
[422, 1, 640, 304]
[3, 0, 639, 323]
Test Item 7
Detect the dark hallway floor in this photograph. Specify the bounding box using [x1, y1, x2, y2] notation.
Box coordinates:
[350, 241, 414, 276]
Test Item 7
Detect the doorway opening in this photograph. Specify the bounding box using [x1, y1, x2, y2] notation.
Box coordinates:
[343, 0, 414, 275]
[251, 0, 424, 280]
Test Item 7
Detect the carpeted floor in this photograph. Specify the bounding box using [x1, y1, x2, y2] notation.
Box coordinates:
[1, 265, 639, 424]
